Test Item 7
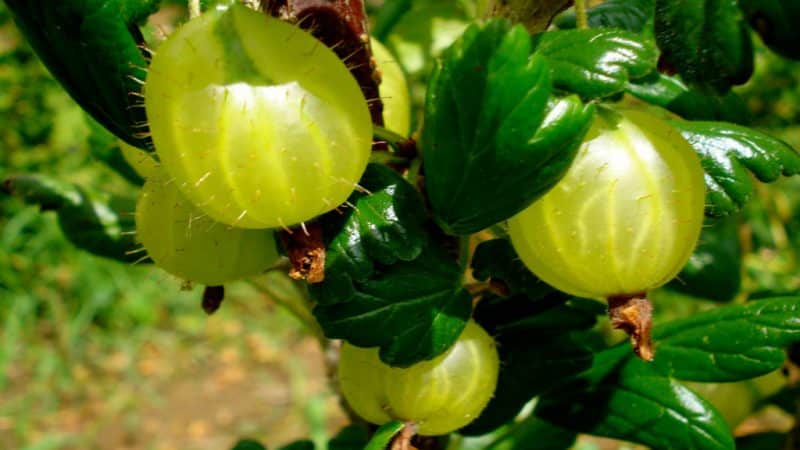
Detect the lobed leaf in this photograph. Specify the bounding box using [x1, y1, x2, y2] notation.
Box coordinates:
[738, 0, 800, 60]
[652, 297, 800, 382]
[2, 173, 143, 263]
[626, 72, 749, 123]
[471, 239, 557, 301]
[310, 164, 470, 367]
[654, 0, 753, 92]
[667, 216, 742, 302]
[555, 0, 654, 32]
[670, 121, 800, 216]
[536, 348, 735, 450]
[4, 0, 157, 149]
[532, 28, 659, 99]
[422, 19, 593, 235]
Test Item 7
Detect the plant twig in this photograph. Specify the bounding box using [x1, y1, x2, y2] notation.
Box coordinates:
[188, 0, 201, 18]
[574, 0, 588, 29]
[485, 0, 572, 33]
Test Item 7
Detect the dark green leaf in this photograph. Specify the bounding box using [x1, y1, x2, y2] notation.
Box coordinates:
[654, 0, 753, 92]
[230, 439, 266, 450]
[311, 165, 468, 367]
[422, 20, 593, 235]
[531, 28, 658, 99]
[371, 0, 412, 42]
[87, 116, 144, 185]
[652, 297, 800, 382]
[471, 239, 557, 301]
[328, 424, 370, 450]
[365, 421, 404, 450]
[2, 174, 144, 263]
[482, 415, 577, 450]
[537, 350, 735, 450]
[669, 121, 800, 216]
[626, 72, 749, 123]
[4, 0, 156, 149]
[739, 0, 800, 60]
[667, 216, 742, 302]
[318, 164, 426, 284]
[277, 441, 313, 450]
[312, 241, 472, 367]
[463, 295, 597, 435]
[463, 331, 593, 435]
[555, 0, 653, 32]
[735, 433, 787, 450]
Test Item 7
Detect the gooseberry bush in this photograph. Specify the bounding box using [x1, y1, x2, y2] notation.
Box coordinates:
[5, 0, 800, 448]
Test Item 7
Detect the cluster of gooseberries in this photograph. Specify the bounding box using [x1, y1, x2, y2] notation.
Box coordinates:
[133, 3, 706, 437]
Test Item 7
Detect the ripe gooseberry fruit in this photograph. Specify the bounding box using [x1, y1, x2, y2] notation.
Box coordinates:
[338, 321, 499, 436]
[372, 38, 411, 136]
[135, 170, 280, 286]
[145, 4, 372, 229]
[508, 106, 705, 299]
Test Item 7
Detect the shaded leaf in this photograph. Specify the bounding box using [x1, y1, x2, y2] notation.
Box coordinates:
[670, 121, 800, 216]
[739, 0, 800, 60]
[652, 297, 800, 382]
[310, 165, 468, 367]
[471, 239, 557, 301]
[482, 415, 577, 450]
[654, 0, 753, 92]
[626, 72, 749, 123]
[555, 0, 653, 32]
[735, 433, 787, 450]
[423, 20, 593, 235]
[5, 0, 156, 149]
[537, 348, 735, 450]
[532, 28, 658, 99]
[328, 424, 370, 450]
[87, 116, 144, 185]
[365, 421, 404, 450]
[667, 215, 742, 302]
[277, 442, 313, 450]
[463, 294, 597, 434]
[231, 439, 266, 450]
[2, 174, 144, 263]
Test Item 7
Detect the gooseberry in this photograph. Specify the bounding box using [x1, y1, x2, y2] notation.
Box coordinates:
[338, 321, 499, 436]
[144, 4, 372, 229]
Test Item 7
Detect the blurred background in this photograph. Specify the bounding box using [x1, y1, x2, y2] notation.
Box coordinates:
[2, 1, 800, 449]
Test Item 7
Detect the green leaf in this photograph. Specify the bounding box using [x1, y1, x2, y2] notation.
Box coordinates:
[531, 28, 658, 99]
[739, 0, 800, 60]
[4, 0, 157, 149]
[626, 72, 749, 123]
[422, 20, 593, 235]
[483, 415, 577, 450]
[317, 164, 427, 283]
[735, 433, 788, 450]
[669, 121, 800, 216]
[365, 421, 404, 450]
[328, 424, 370, 450]
[277, 442, 313, 450]
[652, 297, 800, 382]
[2, 174, 144, 263]
[310, 166, 469, 367]
[231, 439, 266, 450]
[471, 239, 557, 301]
[654, 0, 753, 92]
[556, 0, 653, 31]
[667, 216, 742, 302]
[536, 349, 735, 450]
[463, 295, 597, 435]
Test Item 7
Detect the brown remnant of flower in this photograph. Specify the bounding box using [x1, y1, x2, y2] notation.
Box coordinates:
[280, 223, 326, 283]
[608, 294, 654, 361]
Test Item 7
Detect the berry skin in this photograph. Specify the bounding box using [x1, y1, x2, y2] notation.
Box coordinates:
[338, 321, 500, 436]
[508, 106, 706, 299]
[372, 38, 411, 136]
[144, 4, 372, 229]
[135, 170, 280, 286]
